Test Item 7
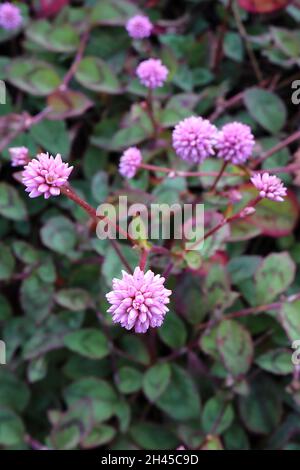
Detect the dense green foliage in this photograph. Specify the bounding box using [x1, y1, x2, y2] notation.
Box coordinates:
[1, 0, 300, 450]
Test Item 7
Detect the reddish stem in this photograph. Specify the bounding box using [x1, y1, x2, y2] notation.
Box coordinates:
[210, 160, 228, 192]
[60, 185, 133, 272]
[25, 435, 50, 451]
[212, 0, 233, 72]
[162, 261, 174, 279]
[197, 291, 300, 331]
[0, 107, 52, 153]
[151, 245, 171, 255]
[253, 129, 300, 168]
[60, 185, 97, 220]
[60, 29, 90, 90]
[146, 88, 160, 139]
[139, 248, 148, 271]
[204, 196, 261, 240]
[61, 185, 134, 242]
[186, 196, 261, 252]
[139, 162, 234, 177]
[110, 239, 133, 274]
[255, 163, 300, 175]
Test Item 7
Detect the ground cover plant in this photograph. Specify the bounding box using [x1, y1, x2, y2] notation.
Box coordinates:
[0, 0, 300, 451]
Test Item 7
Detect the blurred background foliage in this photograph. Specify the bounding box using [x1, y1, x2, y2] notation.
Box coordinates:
[1, 0, 300, 450]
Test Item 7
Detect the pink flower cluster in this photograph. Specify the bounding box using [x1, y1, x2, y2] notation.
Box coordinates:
[126, 14, 153, 39]
[251, 172, 287, 202]
[9, 146, 30, 167]
[172, 117, 255, 165]
[0, 2, 22, 30]
[106, 267, 171, 333]
[136, 58, 168, 89]
[172, 116, 218, 164]
[216, 122, 255, 165]
[22, 153, 73, 199]
[119, 147, 142, 179]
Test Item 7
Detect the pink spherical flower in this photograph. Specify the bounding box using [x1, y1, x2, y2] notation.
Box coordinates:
[216, 122, 255, 164]
[251, 172, 287, 202]
[9, 146, 30, 167]
[126, 14, 153, 39]
[106, 267, 172, 333]
[136, 58, 168, 89]
[172, 116, 219, 163]
[22, 153, 73, 199]
[119, 147, 142, 179]
[0, 2, 22, 30]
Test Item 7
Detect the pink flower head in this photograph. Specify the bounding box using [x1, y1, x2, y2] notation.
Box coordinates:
[136, 58, 168, 89]
[22, 152, 73, 199]
[106, 267, 172, 333]
[119, 147, 142, 179]
[172, 116, 219, 163]
[227, 189, 242, 203]
[216, 122, 255, 164]
[9, 146, 30, 167]
[126, 14, 153, 39]
[0, 2, 22, 30]
[251, 172, 287, 202]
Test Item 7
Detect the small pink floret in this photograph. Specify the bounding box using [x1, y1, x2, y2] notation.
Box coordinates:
[172, 116, 219, 163]
[106, 267, 172, 333]
[9, 146, 29, 167]
[136, 58, 168, 89]
[119, 147, 142, 179]
[251, 172, 287, 202]
[22, 152, 73, 199]
[126, 14, 153, 39]
[216, 122, 255, 164]
[0, 2, 22, 30]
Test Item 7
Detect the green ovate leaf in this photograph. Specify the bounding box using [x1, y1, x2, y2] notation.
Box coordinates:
[0, 183, 27, 221]
[158, 312, 187, 349]
[0, 243, 15, 281]
[271, 27, 300, 58]
[75, 57, 121, 94]
[279, 299, 300, 341]
[26, 21, 80, 52]
[64, 329, 109, 359]
[20, 274, 54, 322]
[81, 424, 116, 449]
[239, 379, 282, 435]
[0, 370, 30, 412]
[143, 363, 171, 402]
[6, 58, 61, 96]
[244, 88, 287, 133]
[30, 120, 70, 156]
[0, 407, 25, 446]
[254, 252, 295, 304]
[117, 367, 143, 394]
[156, 365, 201, 421]
[47, 90, 93, 119]
[89, 0, 139, 25]
[40, 216, 77, 255]
[255, 349, 293, 375]
[55, 289, 91, 311]
[217, 320, 254, 377]
[129, 423, 177, 450]
[202, 397, 234, 435]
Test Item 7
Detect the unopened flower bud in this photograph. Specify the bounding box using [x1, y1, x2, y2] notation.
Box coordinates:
[240, 206, 256, 218]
